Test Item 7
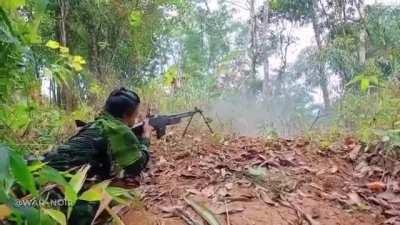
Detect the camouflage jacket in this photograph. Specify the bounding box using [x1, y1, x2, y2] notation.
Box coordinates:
[44, 113, 150, 178]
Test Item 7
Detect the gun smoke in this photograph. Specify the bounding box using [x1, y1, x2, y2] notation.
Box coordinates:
[207, 94, 318, 137]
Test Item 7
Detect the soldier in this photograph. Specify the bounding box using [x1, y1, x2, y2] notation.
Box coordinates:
[44, 87, 153, 224]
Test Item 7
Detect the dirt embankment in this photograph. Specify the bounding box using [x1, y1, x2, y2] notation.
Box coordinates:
[120, 128, 400, 225]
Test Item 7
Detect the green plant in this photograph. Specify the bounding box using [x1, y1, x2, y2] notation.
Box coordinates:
[335, 81, 400, 143]
[0, 144, 137, 225]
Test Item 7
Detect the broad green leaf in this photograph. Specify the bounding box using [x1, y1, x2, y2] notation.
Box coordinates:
[0, 189, 8, 203]
[79, 186, 103, 202]
[0, 8, 18, 43]
[40, 166, 68, 186]
[346, 75, 362, 87]
[130, 10, 143, 27]
[42, 208, 67, 225]
[40, 166, 78, 217]
[106, 186, 134, 197]
[70, 62, 83, 72]
[15, 206, 41, 225]
[360, 78, 370, 92]
[72, 55, 86, 65]
[46, 40, 60, 49]
[9, 152, 38, 196]
[69, 165, 90, 193]
[0, 144, 10, 179]
[70, 55, 86, 72]
[0, 0, 25, 10]
[59, 46, 69, 54]
[106, 186, 136, 205]
[79, 181, 110, 202]
[28, 161, 47, 172]
[369, 76, 379, 85]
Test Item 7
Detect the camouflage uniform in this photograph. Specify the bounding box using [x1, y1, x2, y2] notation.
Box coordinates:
[44, 113, 150, 225]
[45, 112, 150, 178]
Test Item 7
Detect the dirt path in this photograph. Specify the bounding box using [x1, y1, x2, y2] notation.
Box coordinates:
[120, 128, 395, 225]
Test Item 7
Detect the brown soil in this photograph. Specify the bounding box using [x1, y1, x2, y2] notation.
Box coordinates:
[120, 127, 392, 225]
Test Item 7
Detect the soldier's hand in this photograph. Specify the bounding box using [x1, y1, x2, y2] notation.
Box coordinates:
[142, 118, 153, 139]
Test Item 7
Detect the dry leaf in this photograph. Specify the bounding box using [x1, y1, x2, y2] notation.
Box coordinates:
[367, 181, 386, 193]
[0, 204, 11, 220]
[213, 205, 244, 215]
[348, 144, 362, 161]
[224, 183, 234, 190]
[184, 196, 222, 225]
[385, 210, 400, 217]
[329, 165, 339, 174]
[346, 192, 367, 208]
[217, 187, 229, 198]
[201, 186, 215, 198]
[259, 191, 277, 206]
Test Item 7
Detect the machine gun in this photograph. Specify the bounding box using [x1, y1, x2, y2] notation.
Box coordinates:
[132, 107, 213, 139]
[75, 107, 213, 139]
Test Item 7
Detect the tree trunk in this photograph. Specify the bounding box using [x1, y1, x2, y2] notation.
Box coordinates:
[89, 25, 103, 82]
[263, 58, 271, 96]
[311, 0, 330, 109]
[57, 0, 76, 111]
[358, 2, 367, 66]
[249, 0, 257, 79]
[261, 2, 271, 97]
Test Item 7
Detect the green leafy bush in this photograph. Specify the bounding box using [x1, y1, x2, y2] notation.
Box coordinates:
[336, 81, 400, 144]
[0, 144, 137, 225]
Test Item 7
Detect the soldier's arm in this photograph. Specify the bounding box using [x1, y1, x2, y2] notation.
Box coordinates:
[106, 125, 148, 169]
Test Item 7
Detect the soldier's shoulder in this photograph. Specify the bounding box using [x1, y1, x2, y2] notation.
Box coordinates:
[94, 115, 132, 135]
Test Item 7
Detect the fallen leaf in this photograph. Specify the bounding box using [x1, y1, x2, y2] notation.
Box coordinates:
[311, 207, 321, 219]
[344, 137, 358, 149]
[184, 196, 222, 225]
[201, 186, 215, 198]
[159, 206, 178, 213]
[291, 202, 321, 225]
[259, 191, 277, 206]
[186, 189, 203, 196]
[309, 183, 324, 191]
[316, 169, 327, 176]
[224, 183, 234, 190]
[367, 196, 391, 208]
[0, 204, 11, 220]
[348, 144, 362, 161]
[246, 167, 267, 182]
[384, 216, 400, 225]
[346, 192, 368, 209]
[329, 165, 339, 174]
[174, 151, 191, 160]
[385, 210, 400, 217]
[367, 181, 386, 193]
[213, 205, 244, 215]
[194, 137, 202, 142]
[377, 192, 400, 203]
[217, 187, 229, 198]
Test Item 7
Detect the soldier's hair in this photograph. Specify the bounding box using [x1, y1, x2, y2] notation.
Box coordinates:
[105, 87, 141, 118]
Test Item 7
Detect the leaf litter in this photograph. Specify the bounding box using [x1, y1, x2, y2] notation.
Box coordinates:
[118, 128, 398, 225]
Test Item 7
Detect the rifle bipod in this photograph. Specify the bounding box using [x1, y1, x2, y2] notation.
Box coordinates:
[182, 107, 214, 138]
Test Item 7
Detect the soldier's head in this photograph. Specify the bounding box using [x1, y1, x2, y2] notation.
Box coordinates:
[105, 87, 140, 127]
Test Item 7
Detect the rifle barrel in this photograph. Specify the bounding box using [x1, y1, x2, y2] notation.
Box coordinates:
[168, 110, 197, 119]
